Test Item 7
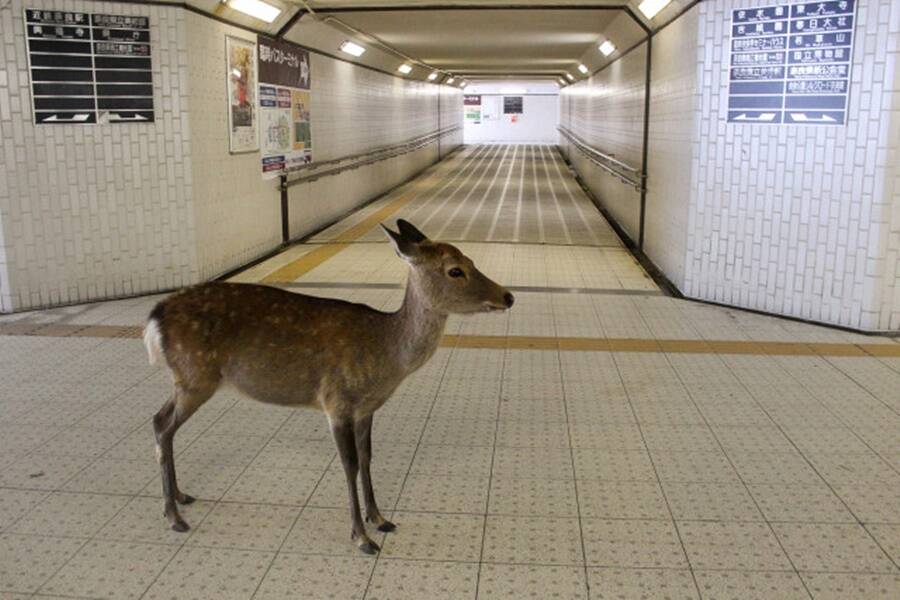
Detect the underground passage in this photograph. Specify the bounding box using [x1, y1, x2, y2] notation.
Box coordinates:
[0, 0, 898, 598]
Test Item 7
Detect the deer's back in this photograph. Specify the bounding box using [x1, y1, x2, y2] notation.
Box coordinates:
[150, 282, 398, 409]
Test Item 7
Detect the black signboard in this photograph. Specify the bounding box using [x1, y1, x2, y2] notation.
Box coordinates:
[25, 8, 154, 124]
[258, 36, 310, 90]
[503, 96, 523, 114]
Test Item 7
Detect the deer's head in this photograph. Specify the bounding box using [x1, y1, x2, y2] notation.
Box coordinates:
[381, 219, 514, 314]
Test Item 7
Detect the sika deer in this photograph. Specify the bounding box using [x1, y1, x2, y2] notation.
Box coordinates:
[144, 219, 513, 554]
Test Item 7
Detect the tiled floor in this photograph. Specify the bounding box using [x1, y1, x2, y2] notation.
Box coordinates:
[0, 144, 898, 599]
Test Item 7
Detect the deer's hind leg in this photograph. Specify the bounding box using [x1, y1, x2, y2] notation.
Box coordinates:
[330, 415, 380, 554]
[355, 414, 395, 532]
[153, 380, 217, 532]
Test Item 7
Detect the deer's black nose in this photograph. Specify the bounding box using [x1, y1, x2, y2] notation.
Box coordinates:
[504, 292, 515, 308]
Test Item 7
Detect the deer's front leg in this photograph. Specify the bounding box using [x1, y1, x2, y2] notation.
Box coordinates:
[330, 416, 380, 554]
[355, 414, 396, 532]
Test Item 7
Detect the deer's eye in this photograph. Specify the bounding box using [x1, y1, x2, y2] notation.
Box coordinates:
[448, 267, 465, 279]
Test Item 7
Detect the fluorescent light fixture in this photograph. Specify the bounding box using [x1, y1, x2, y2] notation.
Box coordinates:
[577, 64, 589, 74]
[460, 82, 468, 89]
[427, 72, 438, 81]
[446, 77, 455, 84]
[500, 87, 527, 94]
[397, 64, 412, 74]
[227, 0, 281, 23]
[638, 0, 672, 19]
[558, 78, 566, 85]
[565, 73, 575, 81]
[339, 40, 365, 57]
[599, 40, 616, 56]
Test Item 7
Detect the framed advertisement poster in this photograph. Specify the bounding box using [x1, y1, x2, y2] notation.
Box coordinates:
[226, 35, 258, 153]
[258, 36, 312, 178]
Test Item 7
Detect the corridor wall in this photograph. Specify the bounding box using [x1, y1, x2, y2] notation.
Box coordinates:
[0, 0, 461, 312]
[562, 0, 900, 332]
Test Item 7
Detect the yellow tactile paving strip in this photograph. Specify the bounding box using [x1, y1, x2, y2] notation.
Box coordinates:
[260, 146, 471, 284]
[261, 192, 418, 283]
[1, 322, 896, 357]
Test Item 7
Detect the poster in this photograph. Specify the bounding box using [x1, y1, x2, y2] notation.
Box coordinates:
[25, 9, 154, 124]
[258, 36, 311, 178]
[226, 36, 258, 153]
[463, 94, 481, 124]
[727, 1, 856, 125]
[481, 96, 501, 121]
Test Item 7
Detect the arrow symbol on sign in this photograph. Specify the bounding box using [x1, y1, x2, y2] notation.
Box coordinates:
[734, 112, 777, 122]
[112, 113, 149, 121]
[789, 113, 837, 123]
[43, 113, 91, 122]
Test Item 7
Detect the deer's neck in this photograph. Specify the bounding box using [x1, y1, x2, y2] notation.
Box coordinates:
[390, 274, 447, 375]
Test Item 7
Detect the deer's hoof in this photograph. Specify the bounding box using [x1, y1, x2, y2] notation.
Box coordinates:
[177, 493, 196, 505]
[377, 520, 396, 533]
[358, 540, 380, 555]
[171, 519, 191, 533]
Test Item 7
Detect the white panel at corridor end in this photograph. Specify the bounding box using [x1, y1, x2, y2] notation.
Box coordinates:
[463, 81, 559, 144]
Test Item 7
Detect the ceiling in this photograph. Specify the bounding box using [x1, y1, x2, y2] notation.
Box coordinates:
[181, 0, 696, 84]
[315, 9, 622, 78]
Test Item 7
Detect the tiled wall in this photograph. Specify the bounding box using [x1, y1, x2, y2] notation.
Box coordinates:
[183, 13, 282, 281]
[0, 0, 198, 312]
[286, 55, 461, 239]
[439, 83, 464, 153]
[560, 46, 647, 241]
[562, 0, 900, 332]
[0, 1, 458, 312]
[886, 52, 900, 329]
[689, 0, 900, 331]
[643, 9, 699, 289]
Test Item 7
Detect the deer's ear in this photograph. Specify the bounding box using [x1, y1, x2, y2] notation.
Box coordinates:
[381, 223, 420, 261]
[396, 219, 428, 243]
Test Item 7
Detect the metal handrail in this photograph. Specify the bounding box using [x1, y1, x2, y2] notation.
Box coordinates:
[558, 126, 641, 173]
[557, 126, 645, 191]
[282, 126, 460, 188]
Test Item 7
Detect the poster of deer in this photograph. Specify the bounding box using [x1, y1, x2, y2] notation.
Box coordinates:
[226, 35, 258, 154]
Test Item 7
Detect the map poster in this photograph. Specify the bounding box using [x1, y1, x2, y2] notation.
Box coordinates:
[258, 36, 311, 178]
[226, 36, 258, 153]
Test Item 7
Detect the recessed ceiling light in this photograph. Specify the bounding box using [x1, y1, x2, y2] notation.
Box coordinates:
[446, 77, 455, 84]
[397, 64, 412, 74]
[558, 78, 566, 85]
[427, 72, 438, 81]
[460, 82, 468, 89]
[226, 0, 281, 24]
[577, 64, 589, 74]
[565, 73, 574, 81]
[638, 0, 672, 19]
[599, 40, 616, 56]
[339, 40, 365, 57]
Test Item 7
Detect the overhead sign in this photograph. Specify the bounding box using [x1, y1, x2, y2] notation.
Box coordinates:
[503, 96, 523, 114]
[258, 36, 311, 178]
[25, 8, 154, 124]
[728, 1, 856, 125]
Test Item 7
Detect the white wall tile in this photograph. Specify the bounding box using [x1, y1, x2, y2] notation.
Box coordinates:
[0, 1, 460, 312]
[562, 0, 900, 332]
